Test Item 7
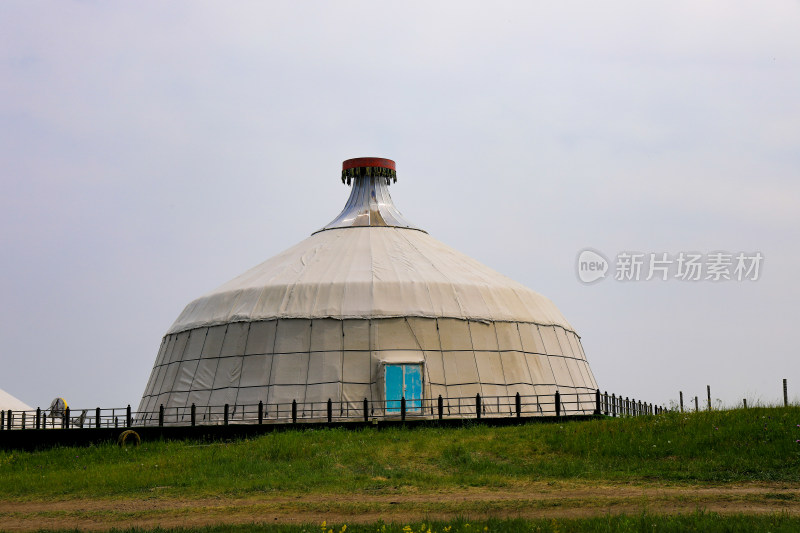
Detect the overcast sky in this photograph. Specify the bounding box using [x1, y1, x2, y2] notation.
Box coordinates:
[1, 2, 799, 411]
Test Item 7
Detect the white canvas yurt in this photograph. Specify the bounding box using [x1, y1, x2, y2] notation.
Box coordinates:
[138, 158, 598, 422]
[1, 388, 32, 412]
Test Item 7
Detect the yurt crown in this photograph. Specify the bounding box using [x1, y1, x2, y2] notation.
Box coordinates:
[341, 157, 397, 185]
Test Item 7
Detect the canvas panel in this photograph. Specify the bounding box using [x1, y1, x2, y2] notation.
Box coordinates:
[342, 351, 371, 383]
[495, 322, 523, 351]
[201, 325, 227, 358]
[500, 351, 533, 385]
[169, 331, 191, 363]
[342, 320, 370, 350]
[307, 351, 342, 384]
[458, 383, 482, 407]
[480, 383, 509, 402]
[245, 320, 277, 355]
[239, 354, 271, 388]
[518, 323, 546, 354]
[166, 391, 189, 410]
[192, 358, 221, 390]
[372, 318, 419, 350]
[212, 357, 243, 390]
[159, 335, 177, 367]
[442, 351, 479, 385]
[428, 383, 447, 402]
[269, 353, 309, 387]
[174, 360, 200, 392]
[505, 382, 537, 400]
[548, 355, 574, 385]
[527, 353, 557, 384]
[208, 387, 238, 408]
[554, 327, 576, 358]
[437, 319, 472, 351]
[538, 326, 564, 356]
[274, 319, 312, 354]
[152, 338, 169, 367]
[310, 319, 343, 352]
[220, 322, 249, 357]
[424, 351, 446, 385]
[305, 383, 341, 405]
[235, 387, 268, 407]
[186, 388, 212, 409]
[269, 384, 305, 406]
[469, 321, 499, 351]
[474, 351, 505, 385]
[564, 357, 587, 389]
[184, 327, 208, 360]
[342, 383, 372, 405]
[579, 361, 598, 389]
[564, 331, 585, 361]
[151, 365, 169, 397]
[406, 317, 441, 351]
[572, 358, 594, 390]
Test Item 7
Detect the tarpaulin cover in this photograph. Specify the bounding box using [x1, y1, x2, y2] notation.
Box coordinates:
[0, 388, 33, 411]
[167, 227, 573, 335]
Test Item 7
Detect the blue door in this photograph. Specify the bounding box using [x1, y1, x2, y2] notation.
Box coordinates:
[385, 364, 423, 413]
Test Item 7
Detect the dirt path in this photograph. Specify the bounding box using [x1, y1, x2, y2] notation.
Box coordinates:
[2, 482, 800, 531]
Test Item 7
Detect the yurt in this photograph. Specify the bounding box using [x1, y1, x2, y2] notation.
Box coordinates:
[138, 158, 598, 423]
[0, 388, 32, 412]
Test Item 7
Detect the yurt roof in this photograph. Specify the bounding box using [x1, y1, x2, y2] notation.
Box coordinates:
[0, 388, 32, 411]
[168, 227, 573, 335]
[167, 157, 574, 335]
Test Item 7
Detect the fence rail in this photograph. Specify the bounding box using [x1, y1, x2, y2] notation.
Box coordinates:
[1, 390, 665, 431]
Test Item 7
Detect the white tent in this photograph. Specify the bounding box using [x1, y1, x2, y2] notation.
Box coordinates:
[0, 388, 33, 412]
[138, 158, 598, 422]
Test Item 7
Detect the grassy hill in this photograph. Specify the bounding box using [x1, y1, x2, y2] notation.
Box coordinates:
[2, 406, 799, 500]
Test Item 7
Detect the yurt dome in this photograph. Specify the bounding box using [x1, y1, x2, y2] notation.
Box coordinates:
[138, 158, 597, 422]
[0, 388, 32, 412]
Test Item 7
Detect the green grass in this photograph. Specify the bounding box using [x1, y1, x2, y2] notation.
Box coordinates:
[2, 406, 800, 499]
[36, 513, 800, 533]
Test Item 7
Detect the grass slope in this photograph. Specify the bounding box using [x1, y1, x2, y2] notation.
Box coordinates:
[1, 406, 799, 499]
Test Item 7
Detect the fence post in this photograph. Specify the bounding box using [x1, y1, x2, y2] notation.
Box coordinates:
[743, 398, 747, 409]
[36, 408, 41, 430]
[694, 396, 698, 412]
[159, 404, 164, 427]
[784, 379, 788, 407]
[400, 396, 406, 421]
[594, 389, 601, 415]
[126, 405, 132, 428]
[555, 391, 561, 417]
[611, 394, 616, 417]
[327, 398, 332, 423]
[95, 407, 100, 428]
[679, 391, 684, 412]
[191, 403, 196, 426]
[364, 398, 369, 422]
[438, 395, 444, 420]
[22, 412, 26, 430]
[707, 385, 711, 410]
[258, 401, 263, 424]
[64, 407, 70, 429]
[476, 394, 482, 420]
[515, 392, 521, 418]
[1, 410, 4, 430]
